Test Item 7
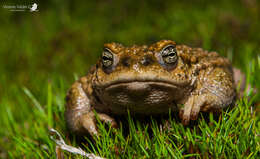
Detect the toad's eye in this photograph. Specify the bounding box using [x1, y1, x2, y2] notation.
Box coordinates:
[160, 45, 178, 64]
[102, 48, 113, 68]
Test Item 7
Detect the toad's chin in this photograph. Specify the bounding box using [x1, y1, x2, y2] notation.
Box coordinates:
[94, 81, 190, 115]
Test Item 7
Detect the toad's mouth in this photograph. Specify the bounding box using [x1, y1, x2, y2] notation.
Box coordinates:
[99, 78, 191, 89]
[105, 80, 178, 91]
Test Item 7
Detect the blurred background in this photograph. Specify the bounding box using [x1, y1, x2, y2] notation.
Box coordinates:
[0, 0, 259, 157]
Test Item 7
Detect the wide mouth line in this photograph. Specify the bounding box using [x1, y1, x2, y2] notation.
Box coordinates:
[98, 79, 189, 88]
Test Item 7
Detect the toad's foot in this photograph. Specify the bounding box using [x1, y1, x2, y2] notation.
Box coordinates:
[80, 111, 118, 136]
[179, 95, 203, 125]
[179, 94, 226, 125]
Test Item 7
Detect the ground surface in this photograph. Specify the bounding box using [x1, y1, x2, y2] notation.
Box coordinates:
[0, 0, 259, 158]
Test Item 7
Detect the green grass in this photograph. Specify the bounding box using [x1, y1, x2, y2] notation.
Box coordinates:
[0, 0, 260, 158]
[2, 83, 260, 158]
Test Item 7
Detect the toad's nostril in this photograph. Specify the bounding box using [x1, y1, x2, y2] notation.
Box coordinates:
[121, 56, 131, 67]
[141, 55, 153, 66]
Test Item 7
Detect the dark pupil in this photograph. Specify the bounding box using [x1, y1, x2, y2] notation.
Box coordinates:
[102, 56, 111, 60]
[168, 52, 175, 56]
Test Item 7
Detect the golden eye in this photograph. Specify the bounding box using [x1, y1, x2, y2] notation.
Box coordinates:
[102, 48, 113, 68]
[160, 45, 178, 64]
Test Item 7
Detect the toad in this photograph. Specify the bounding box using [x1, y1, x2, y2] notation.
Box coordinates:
[65, 40, 236, 136]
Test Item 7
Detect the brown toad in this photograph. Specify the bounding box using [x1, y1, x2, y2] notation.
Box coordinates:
[65, 40, 236, 136]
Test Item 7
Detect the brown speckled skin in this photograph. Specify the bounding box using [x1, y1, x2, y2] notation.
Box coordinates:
[65, 40, 236, 136]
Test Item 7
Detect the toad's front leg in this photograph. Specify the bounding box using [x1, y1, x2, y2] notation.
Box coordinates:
[65, 78, 117, 136]
[180, 67, 236, 125]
